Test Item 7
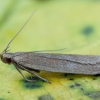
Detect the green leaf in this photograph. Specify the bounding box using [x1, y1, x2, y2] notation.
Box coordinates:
[0, 0, 100, 100]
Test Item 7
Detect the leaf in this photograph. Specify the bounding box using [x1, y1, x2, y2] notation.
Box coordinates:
[0, 0, 100, 100]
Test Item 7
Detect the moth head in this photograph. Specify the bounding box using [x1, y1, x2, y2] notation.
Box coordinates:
[0, 53, 12, 64]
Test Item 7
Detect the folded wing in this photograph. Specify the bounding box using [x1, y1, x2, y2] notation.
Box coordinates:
[12, 52, 100, 74]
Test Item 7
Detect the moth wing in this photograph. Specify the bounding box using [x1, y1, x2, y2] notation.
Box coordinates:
[12, 52, 100, 74]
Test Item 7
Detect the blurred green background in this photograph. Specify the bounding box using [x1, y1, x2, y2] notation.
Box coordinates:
[0, 0, 100, 100]
[1, 0, 100, 54]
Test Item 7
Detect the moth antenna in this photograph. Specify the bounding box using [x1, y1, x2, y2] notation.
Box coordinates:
[3, 10, 36, 53]
[33, 47, 67, 53]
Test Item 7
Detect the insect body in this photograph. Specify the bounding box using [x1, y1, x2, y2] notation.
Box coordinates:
[0, 11, 100, 83]
[1, 51, 100, 83]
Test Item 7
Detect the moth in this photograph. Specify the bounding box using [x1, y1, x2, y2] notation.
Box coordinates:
[0, 11, 100, 83]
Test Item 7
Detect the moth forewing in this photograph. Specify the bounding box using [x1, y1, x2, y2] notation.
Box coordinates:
[12, 52, 100, 75]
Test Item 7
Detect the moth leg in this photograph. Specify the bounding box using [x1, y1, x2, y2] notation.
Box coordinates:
[18, 64, 51, 83]
[13, 62, 36, 82]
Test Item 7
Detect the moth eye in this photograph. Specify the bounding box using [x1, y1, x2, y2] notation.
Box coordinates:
[5, 58, 12, 64]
